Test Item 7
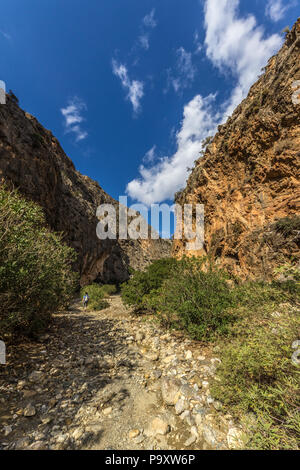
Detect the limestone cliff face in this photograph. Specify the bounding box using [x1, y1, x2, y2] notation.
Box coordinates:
[0, 96, 170, 285]
[173, 19, 300, 279]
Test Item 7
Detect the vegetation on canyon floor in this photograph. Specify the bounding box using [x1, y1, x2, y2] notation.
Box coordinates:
[121, 256, 300, 449]
[0, 187, 77, 337]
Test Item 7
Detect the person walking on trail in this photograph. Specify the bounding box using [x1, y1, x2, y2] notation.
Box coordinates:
[83, 292, 89, 310]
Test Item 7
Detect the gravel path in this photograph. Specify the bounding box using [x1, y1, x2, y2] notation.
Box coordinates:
[0, 296, 243, 450]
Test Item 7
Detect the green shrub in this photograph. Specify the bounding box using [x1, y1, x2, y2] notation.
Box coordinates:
[80, 284, 109, 310]
[0, 186, 77, 336]
[211, 281, 300, 450]
[273, 216, 300, 237]
[100, 284, 117, 297]
[121, 258, 177, 313]
[152, 256, 235, 340]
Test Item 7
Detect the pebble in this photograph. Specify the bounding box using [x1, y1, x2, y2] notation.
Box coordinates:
[128, 429, 140, 439]
[184, 435, 196, 446]
[28, 371, 44, 383]
[24, 404, 36, 417]
[145, 417, 170, 437]
[102, 407, 112, 416]
[3, 425, 12, 436]
[185, 350, 193, 360]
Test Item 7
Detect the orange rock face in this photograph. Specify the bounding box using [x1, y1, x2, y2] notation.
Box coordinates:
[173, 19, 300, 279]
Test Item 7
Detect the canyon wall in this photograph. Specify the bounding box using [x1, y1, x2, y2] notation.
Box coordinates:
[173, 19, 300, 279]
[0, 95, 170, 285]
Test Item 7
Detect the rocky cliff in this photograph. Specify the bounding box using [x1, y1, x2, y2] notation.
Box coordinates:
[173, 19, 300, 279]
[0, 96, 170, 285]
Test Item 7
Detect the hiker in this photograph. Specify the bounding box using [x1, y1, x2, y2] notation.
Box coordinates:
[83, 292, 89, 310]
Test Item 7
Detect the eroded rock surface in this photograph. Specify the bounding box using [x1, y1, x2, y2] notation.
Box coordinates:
[173, 19, 300, 279]
[0, 99, 170, 285]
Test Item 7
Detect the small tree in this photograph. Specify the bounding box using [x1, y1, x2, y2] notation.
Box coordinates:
[154, 256, 234, 340]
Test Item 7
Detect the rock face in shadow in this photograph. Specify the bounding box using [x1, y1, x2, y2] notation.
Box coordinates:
[0, 96, 171, 285]
[173, 19, 300, 279]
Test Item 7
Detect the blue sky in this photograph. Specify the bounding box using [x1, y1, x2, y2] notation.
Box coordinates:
[0, 0, 299, 234]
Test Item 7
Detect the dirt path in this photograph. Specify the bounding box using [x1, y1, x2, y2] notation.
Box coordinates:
[0, 296, 242, 450]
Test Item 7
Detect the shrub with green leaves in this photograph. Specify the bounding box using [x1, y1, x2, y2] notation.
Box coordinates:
[152, 256, 235, 340]
[0, 186, 78, 336]
[211, 281, 300, 450]
[100, 284, 117, 297]
[121, 258, 177, 313]
[80, 284, 109, 310]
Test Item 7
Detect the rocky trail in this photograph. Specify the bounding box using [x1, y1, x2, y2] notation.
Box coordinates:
[0, 295, 244, 451]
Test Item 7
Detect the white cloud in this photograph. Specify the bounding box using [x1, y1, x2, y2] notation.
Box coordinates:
[177, 47, 196, 83]
[127, 0, 284, 205]
[61, 97, 88, 142]
[143, 9, 157, 29]
[204, 0, 282, 117]
[143, 145, 157, 164]
[265, 0, 294, 22]
[112, 60, 144, 113]
[136, 9, 157, 51]
[139, 33, 150, 50]
[167, 47, 197, 93]
[0, 29, 11, 40]
[126, 94, 218, 205]
[194, 31, 202, 54]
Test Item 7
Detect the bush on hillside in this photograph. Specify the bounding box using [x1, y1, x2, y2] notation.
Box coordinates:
[0, 186, 77, 337]
[211, 280, 300, 450]
[151, 256, 235, 340]
[100, 284, 117, 297]
[121, 258, 178, 313]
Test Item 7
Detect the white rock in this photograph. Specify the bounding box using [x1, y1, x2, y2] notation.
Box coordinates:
[207, 396, 214, 405]
[72, 428, 84, 440]
[162, 355, 175, 364]
[175, 398, 188, 415]
[128, 429, 140, 439]
[145, 417, 170, 437]
[194, 413, 204, 426]
[17, 380, 26, 390]
[3, 425, 12, 436]
[213, 400, 222, 411]
[203, 425, 217, 447]
[179, 410, 191, 420]
[102, 406, 112, 416]
[184, 435, 196, 446]
[227, 427, 244, 449]
[161, 377, 182, 405]
[185, 350, 193, 360]
[197, 355, 206, 361]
